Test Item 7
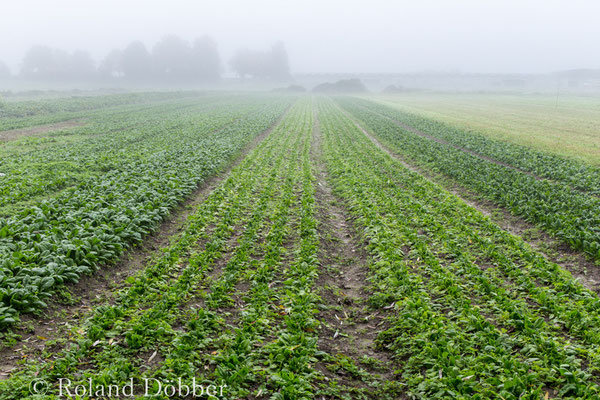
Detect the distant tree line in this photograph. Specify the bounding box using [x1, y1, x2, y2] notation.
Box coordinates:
[0, 36, 291, 83]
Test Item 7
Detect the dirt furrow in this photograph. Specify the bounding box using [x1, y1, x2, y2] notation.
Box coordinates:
[0, 120, 87, 141]
[311, 107, 399, 392]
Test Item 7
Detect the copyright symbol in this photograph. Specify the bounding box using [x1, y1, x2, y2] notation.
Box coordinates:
[29, 378, 49, 395]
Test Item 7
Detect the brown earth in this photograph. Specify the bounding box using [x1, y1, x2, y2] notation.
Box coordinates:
[311, 107, 401, 396]
[0, 120, 86, 142]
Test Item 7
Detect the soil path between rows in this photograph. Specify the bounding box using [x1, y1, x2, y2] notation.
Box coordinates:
[0, 120, 86, 142]
[311, 105, 399, 393]
[334, 102, 600, 294]
[0, 107, 291, 379]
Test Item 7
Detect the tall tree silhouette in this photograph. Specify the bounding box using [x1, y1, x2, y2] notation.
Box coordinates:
[98, 49, 124, 79]
[121, 41, 153, 81]
[190, 36, 221, 82]
[152, 35, 192, 81]
[20, 46, 60, 79]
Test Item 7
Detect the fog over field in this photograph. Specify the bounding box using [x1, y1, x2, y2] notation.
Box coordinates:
[3, 2, 600, 398]
[1, 0, 599, 75]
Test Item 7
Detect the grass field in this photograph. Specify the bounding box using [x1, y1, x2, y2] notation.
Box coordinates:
[368, 92, 600, 165]
[0, 92, 599, 399]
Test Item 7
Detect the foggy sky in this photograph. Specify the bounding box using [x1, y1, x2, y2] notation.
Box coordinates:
[2, 0, 599, 75]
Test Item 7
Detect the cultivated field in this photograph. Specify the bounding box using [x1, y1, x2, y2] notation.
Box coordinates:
[370, 92, 600, 165]
[0, 92, 599, 399]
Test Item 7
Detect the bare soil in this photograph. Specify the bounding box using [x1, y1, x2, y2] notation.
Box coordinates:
[0, 120, 86, 142]
[311, 109, 400, 395]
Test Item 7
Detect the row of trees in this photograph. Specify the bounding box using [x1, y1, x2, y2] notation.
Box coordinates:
[0, 36, 291, 83]
[97, 36, 221, 82]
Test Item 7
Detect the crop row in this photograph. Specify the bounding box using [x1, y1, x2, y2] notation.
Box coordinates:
[336, 98, 600, 261]
[318, 97, 600, 399]
[348, 97, 600, 195]
[0, 95, 292, 327]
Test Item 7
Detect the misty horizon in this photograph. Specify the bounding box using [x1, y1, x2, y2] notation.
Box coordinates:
[1, 0, 599, 76]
